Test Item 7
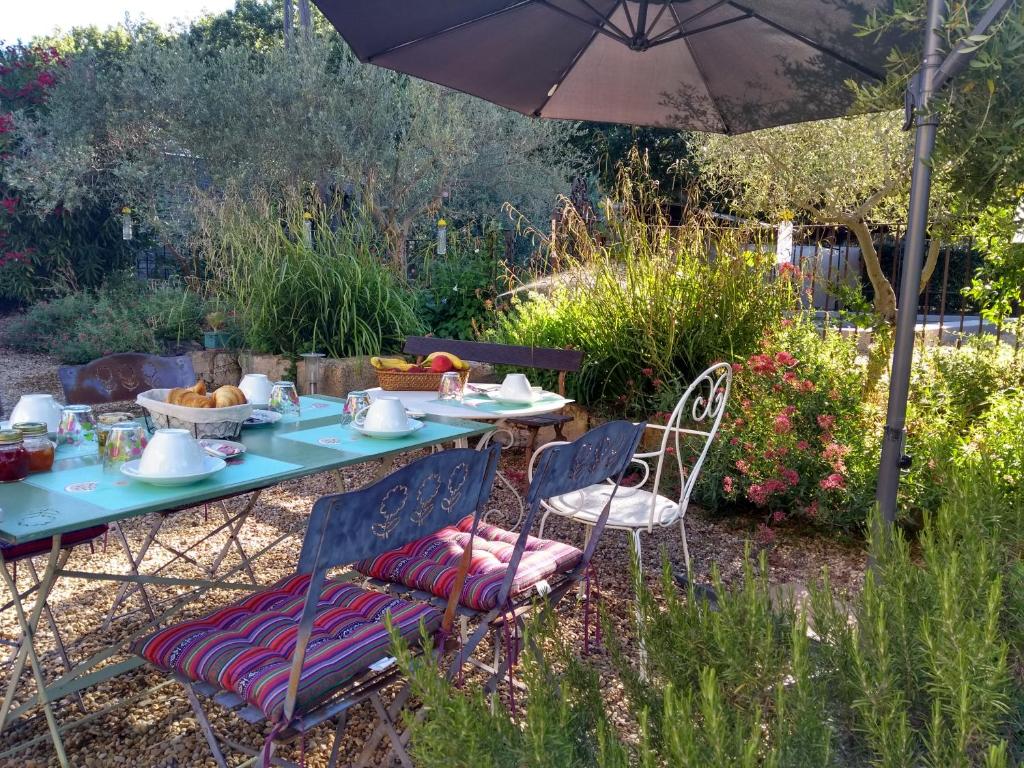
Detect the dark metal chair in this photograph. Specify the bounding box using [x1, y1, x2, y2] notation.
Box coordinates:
[58, 353, 195, 405]
[134, 445, 500, 768]
[357, 420, 646, 709]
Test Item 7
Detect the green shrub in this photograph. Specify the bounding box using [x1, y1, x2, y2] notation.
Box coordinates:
[397, 464, 1023, 767]
[966, 390, 1024, 509]
[492, 160, 796, 417]
[196, 188, 423, 358]
[0, 277, 205, 363]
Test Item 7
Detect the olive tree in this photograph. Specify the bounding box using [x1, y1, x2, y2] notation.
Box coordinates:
[7, 32, 578, 271]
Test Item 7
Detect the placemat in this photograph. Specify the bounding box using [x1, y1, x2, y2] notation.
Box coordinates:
[278, 421, 471, 458]
[23, 453, 301, 512]
[55, 442, 101, 460]
[272, 397, 347, 426]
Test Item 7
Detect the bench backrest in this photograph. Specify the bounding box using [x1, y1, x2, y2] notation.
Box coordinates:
[403, 337, 583, 395]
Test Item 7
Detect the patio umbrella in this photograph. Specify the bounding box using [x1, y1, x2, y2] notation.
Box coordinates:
[310, 0, 909, 134]
[311, 0, 1013, 526]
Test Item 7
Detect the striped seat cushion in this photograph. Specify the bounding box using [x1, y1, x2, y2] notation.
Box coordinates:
[133, 574, 440, 723]
[355, 516, 583, 612]
[0, 525, 108, 563]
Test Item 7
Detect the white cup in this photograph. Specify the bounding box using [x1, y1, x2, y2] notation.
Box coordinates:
[355, 397, 409, 433]
[499, 373, 534, 402]
[138, 429, 208, 476]
[10, 394, 64, 433]
[238, 374, 274, 406]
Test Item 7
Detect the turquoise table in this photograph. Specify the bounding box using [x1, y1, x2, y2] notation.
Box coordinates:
[0, 395, 492, 767]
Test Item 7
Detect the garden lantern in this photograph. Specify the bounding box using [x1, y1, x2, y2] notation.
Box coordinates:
[436, 217, 447, 256]
[120, 206, 133, 241]
[300, 351, 326, 395]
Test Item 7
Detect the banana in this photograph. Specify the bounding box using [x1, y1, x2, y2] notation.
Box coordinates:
[370, 356, 414, 371]
[424, 351, 469, 371]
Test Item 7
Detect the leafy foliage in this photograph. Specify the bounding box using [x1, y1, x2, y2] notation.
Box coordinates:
[398, 465, 1023, 767]
[492, 158, 797, 417]
[194, 188, 422, 358]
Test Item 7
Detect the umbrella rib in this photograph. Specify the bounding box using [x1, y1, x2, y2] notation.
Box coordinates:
[570, 0, 632, 40]
[726, 1, 886, 81]
[364, 0, 534, 62]
[535, 0, 631, 45]
[647, 13, 752, 48]
[680, 26, 732, 133]
[647, 0, 729, 45]
[532, 0, 626, 116]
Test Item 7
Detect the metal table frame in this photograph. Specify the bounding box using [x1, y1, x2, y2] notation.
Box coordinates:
[0, 396, 492, 766]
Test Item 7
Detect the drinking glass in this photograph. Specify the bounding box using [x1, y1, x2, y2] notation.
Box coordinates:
[340, 390, 371, 427]
[97, 412, 135, 457]
[58, 405, 97, 447]
[438, 371, 464, 402]
[268, 381, 301, 417]
[103, 422, 147, 472]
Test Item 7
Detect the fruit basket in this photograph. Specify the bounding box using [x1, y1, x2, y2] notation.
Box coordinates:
[371, 352, 471, 392]
[137, 389, 254, 439]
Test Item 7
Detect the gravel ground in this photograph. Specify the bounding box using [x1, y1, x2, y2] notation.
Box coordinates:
[0, 346, 867, 767]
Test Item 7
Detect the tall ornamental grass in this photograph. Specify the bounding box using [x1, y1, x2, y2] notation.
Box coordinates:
[493, 160, 797, 417]
[395, 460, 1024, 767]
[195, 189, 422, 358]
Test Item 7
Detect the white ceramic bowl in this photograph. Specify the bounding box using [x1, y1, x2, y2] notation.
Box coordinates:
[357, 397, 409, 433]
[238, 374, 274, 407]
[10, 394, 64, 433]
[138, 428, 208, 477]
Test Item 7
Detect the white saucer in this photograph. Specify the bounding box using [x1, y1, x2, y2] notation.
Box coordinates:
[120, 456, 227, 486]
[352, 418, 425, 439]
[198, 439, 246, 458]
[483, 390, 544, 405]
[243, 409, 282, 428]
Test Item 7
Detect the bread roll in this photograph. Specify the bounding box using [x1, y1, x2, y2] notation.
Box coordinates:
[180, 392, 214, 408]
[168, 387, 189, 406]
[212, 385, 247, 408]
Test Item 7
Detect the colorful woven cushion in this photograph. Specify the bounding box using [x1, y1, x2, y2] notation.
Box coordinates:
[355, 515, 583, 611]
[0, 525, 108, 563]
[133, 574, 440, 723]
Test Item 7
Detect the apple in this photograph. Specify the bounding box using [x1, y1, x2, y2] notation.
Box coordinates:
[430, 356, 455, 373]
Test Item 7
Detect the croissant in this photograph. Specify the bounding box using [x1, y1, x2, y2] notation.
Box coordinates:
[212, 385, 247, 408]
[187, 379, 207, 396]
[167, 387, 189, 406]
[179, 392, 214, 408]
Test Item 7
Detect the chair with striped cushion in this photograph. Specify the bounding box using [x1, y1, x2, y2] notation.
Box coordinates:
[133, 445, 500, 768]
[356, 420, 646, 695]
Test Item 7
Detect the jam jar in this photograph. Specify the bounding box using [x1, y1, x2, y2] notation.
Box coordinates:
[0, 430, 29, 483]
[13, 421, 55, 473]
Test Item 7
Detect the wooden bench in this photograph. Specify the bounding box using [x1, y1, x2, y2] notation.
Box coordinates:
[403, 336, 584, 458]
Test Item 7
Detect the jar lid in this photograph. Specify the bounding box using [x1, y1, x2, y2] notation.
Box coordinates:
[0, 430, 24, 445]
[12, 421, 48, 436]
[98, 412, 134, 425]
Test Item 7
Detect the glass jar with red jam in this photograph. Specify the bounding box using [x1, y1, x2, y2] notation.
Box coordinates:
[0, 430, 29, 483]
[13, 422, 55, 473]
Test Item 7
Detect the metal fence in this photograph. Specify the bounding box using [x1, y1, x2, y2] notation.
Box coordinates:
[779, 223, 1020, 351]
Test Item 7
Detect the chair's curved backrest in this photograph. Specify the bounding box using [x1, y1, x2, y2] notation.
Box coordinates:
[490, 420, 646, 610]
[283, 445, 501, 722]
[58, 353, 196, 404]
[647, 361, 732, 526]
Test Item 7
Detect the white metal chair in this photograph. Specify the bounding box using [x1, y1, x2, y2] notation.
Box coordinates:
[537, 362, 732, 576]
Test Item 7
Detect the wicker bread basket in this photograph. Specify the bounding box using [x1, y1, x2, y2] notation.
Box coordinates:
[137, 388, 254, 440]
[375, 369, 470, 392]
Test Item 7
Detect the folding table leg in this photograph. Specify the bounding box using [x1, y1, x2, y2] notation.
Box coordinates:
[368, 691, 413, 768]
[25, 556, 86, 711]
[103, 519, 161, 629]
[356, 684, 412, 766]
[206, 491, 261, 582]
[0, 538, 71, 767]
[184, 681, 229, 768]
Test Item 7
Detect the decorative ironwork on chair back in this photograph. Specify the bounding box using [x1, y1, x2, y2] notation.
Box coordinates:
[284, 445, 500, 722]
[58, 353, 196, 404]
[651, 361, 732, 524]
[490, 420, 646, 610]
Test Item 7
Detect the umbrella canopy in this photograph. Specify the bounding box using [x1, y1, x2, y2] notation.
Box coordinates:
[312, 0, 908, 134]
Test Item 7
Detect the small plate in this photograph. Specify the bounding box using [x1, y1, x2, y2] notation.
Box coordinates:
[243, 409, 282, 428]
[352, 418, 425, 439]
[198, 439, 246, 459]
[483, 390, 544, 405]
[120, 456, 226, 486]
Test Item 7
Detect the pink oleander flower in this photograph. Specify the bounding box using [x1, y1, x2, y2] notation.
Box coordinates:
[804, 500, 819, 518]
[729, 437, 740, 446]
[819, 473, 846, 491]
[641, 367, 653, 377]
[783, 405, 797, 416]
[799, 379, 815, 393]
[817, 414, 836, 431]
[741, 398, 752, 410]
[780, 467, 800, 487]
[821, 442, 850, 463]
[796, 440, 810, 451]
[775, 351, 798, 367]
[772, 510, 786, 523]
[732, 362, 744, 374]
[735, 459, 750, 474]
[747, 483, 768, 505]
[774, 413, 793, 434]
[723, 475, 735, 493]
[783, 371, 798, 384]
[0, 197, 18, 215]
[748, 353, 777, 375]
